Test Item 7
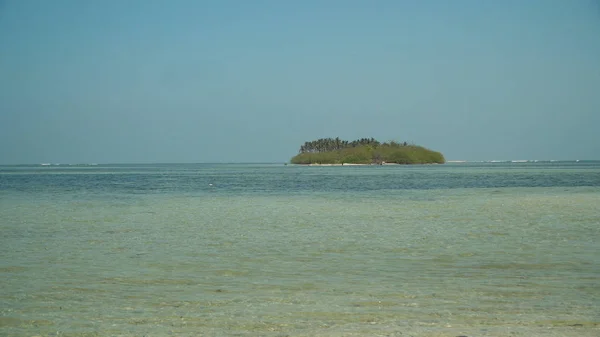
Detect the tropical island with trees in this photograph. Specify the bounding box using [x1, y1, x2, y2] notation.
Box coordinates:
[290, 137, 445, 165]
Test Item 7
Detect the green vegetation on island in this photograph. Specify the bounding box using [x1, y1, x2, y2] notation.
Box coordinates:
[290, 137, 445, 165]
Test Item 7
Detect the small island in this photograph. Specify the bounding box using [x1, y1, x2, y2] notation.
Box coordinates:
[290, 137, 445, 165]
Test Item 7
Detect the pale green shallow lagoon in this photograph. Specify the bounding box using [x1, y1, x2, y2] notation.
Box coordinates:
[1, 162, 599, 336]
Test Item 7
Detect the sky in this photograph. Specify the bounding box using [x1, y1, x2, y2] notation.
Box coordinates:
[1, 0, 599, 164]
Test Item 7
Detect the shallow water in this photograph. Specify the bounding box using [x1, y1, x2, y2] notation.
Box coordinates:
[1, 162, 599, 336]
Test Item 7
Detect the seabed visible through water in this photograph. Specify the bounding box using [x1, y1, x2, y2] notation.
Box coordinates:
[1, 162, 599, 336]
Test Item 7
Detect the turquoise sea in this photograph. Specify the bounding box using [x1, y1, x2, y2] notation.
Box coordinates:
[1, 162, 599, 336]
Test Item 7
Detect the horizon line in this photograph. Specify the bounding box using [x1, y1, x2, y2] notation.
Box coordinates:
[1, 159, 599, 166]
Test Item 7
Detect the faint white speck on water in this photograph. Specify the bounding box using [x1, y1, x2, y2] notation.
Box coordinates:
[1, 162, 599, 336]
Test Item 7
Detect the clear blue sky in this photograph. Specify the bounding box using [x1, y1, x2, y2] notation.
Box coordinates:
[1, 0, 599, 164]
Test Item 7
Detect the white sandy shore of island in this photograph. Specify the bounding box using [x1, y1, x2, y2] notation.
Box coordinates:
[298, 162, 415, 166]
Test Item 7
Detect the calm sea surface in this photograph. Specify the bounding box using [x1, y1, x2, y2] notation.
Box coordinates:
[1, 162, 599, 336]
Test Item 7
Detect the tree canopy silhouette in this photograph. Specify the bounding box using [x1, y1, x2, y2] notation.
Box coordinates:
[291, 137, 444, 165]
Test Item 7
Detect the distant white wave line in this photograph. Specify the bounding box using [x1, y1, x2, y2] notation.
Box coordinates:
[447, 160, 581, 163]
[39, 163, 98, 166]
